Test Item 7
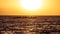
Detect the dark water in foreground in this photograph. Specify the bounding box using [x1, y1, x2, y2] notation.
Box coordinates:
[0, 16, 60, 34]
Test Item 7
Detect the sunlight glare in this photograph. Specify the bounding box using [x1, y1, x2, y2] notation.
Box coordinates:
[19, 0, 43, 11]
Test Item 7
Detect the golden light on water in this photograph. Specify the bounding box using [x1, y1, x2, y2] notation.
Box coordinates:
[0, 0, 60, 16]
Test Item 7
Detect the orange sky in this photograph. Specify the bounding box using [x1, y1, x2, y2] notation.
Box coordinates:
[0, 0, 60, 16]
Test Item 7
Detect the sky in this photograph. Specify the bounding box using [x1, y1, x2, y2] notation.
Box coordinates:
[0, 0, 60, 16]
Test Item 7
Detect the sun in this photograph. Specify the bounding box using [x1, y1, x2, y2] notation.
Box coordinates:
[19, 0, 43, 11]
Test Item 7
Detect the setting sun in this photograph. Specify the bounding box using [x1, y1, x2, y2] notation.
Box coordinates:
[20, 0, 43, 11]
